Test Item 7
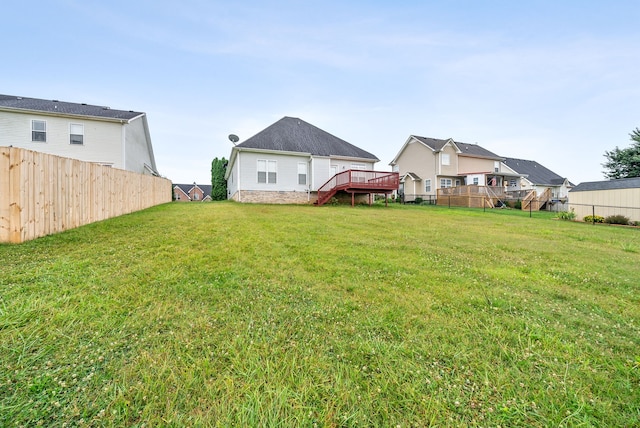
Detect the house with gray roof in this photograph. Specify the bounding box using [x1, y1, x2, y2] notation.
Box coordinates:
[224, 116, 380, 203]
[569, 177, 640, 222]
[0, 94, 158, 175]
[389, 135, 519, 202]
[502, 158, 572, 202]
[173, 183, 212, 202]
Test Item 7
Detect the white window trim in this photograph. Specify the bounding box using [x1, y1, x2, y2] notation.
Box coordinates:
[425, 179, 431, 193]
[69, 123, 84, 145]
[257, 159, 277, 184]
[440, 178, 453, 188]
[298, 162, 307, 185]
[31, 119, 46, 142]
[441, 153, 450, 166]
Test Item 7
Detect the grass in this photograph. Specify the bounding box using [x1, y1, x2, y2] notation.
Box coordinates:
[1, 202, 639, 426]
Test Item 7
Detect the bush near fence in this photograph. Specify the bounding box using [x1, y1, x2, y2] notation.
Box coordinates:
[1, 147, 172, 243]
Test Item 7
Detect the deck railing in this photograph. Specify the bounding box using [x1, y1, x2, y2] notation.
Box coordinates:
[437, 185, 507, 198]
[317, 170, 399, 206]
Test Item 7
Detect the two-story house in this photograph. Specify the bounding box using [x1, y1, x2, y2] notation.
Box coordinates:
[0, 94, 158, 175]
[389, 135, 517, 202]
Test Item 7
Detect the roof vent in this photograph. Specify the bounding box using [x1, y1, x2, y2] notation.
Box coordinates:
[82, 103, 87, 105]
[103, 106, 110, 110]
[16, 97, 22, 100]
[52, 100, 59, 102]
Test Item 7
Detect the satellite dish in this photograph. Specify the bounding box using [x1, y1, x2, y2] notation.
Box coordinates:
[228, 134, 239, 145]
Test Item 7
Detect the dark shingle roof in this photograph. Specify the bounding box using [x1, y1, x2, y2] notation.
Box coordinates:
[503, 158, 567, 186]
[570, 177, 640, 192]
[174, 183, 212, 198]
[0, 94, 143, 121]
[236, 117, 379, 161]
[412, 135, 502, 159]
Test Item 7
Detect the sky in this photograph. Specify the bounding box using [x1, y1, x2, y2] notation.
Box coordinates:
[3, 1, 639, 185]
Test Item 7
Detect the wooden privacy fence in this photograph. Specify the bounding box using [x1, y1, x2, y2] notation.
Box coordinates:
[1, 147, 172, 243]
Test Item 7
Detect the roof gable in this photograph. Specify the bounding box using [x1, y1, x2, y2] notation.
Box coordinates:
[391, 135, 502, 165]
[503, 158, 566, 186]
[0, 94, 143, 121]
[236, 117, 379, 161]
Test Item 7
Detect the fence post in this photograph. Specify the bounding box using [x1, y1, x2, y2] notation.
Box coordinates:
[448, 195, 451, 208]
[592, 205, 595, 225]
[529, 201, 532, 218]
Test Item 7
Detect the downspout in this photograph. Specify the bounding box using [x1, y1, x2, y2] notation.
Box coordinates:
[237, 150, 241, 202]
[307, 156, 312, 202]
[121, 120, 126, 170]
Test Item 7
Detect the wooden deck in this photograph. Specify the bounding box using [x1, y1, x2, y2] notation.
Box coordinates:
[316, 170, 400, 206]
[436, 185, 552, 210]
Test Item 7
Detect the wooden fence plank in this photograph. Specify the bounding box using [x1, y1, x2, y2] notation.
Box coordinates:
[0, 147, 171, 243]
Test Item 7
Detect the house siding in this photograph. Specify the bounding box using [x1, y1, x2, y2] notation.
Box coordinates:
[238, 151, 311, 192]
[458, 156, 495, 175]
[439, 144, 458, 177]
[124, 116, 154, 174]
[396, 140, 434, 180]
[0, 110, 124, 168]
[569, 187, 640, 222]
[312, 157, 332, 190]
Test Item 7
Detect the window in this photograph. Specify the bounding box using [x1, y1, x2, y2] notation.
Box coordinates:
[473, 177, 479, 185]
[441, 153, 450, 166]
[351, 163, 366, 170]
[70, 123, 84, 145]
[509, 179, 516, 187]
[298, 163, 307, 185]
[425, 179, 431, 193]
[455, 179, 461, 186]
[193, 192, 200, 201]
[494, 162, 500, 173]
[440, 178, 453, 188]
[32, 120, 46, 142]
[257, 159, 277, 184]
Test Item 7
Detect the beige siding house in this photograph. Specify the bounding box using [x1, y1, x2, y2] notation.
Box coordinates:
[569, 177, 640, 222]
[0, 94, 158, 175]
[502, 158, 572, 202]
[390, 136, 510, 202]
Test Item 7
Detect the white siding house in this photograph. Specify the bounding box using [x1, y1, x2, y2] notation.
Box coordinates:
[0, 94, 158, 175]
[225, 117, 379, 204]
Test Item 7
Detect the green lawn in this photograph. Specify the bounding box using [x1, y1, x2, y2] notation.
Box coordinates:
[1, 202, 638, 426]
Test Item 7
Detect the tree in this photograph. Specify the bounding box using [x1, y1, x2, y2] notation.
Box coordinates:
[602, 128, 640, 179]
[211, 157, 228, 200]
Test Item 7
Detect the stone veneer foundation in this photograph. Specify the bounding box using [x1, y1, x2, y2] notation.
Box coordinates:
[229, 190, 371, 205]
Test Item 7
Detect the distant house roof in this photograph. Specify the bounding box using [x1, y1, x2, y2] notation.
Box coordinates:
[503, 158, 568, 186]
[570, 177, 640, 192]
[0, 94, 144, 121]
[407, 136, 503, 160]
[174, 183, 212, 198]
[235, 116, 379, 161]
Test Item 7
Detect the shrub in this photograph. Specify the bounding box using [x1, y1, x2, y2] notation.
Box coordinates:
[605, 214, 630, 225]
[557, 210, 576, 221]
[329, 197, 339, 206]
[583, 215, 605, 223]
[631, 221, 640, 227]
[514, 199, 522, 210]
[414, 197, 423, 205]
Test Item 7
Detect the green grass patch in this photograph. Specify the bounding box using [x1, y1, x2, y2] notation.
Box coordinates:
[1, 202, 639, 426]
